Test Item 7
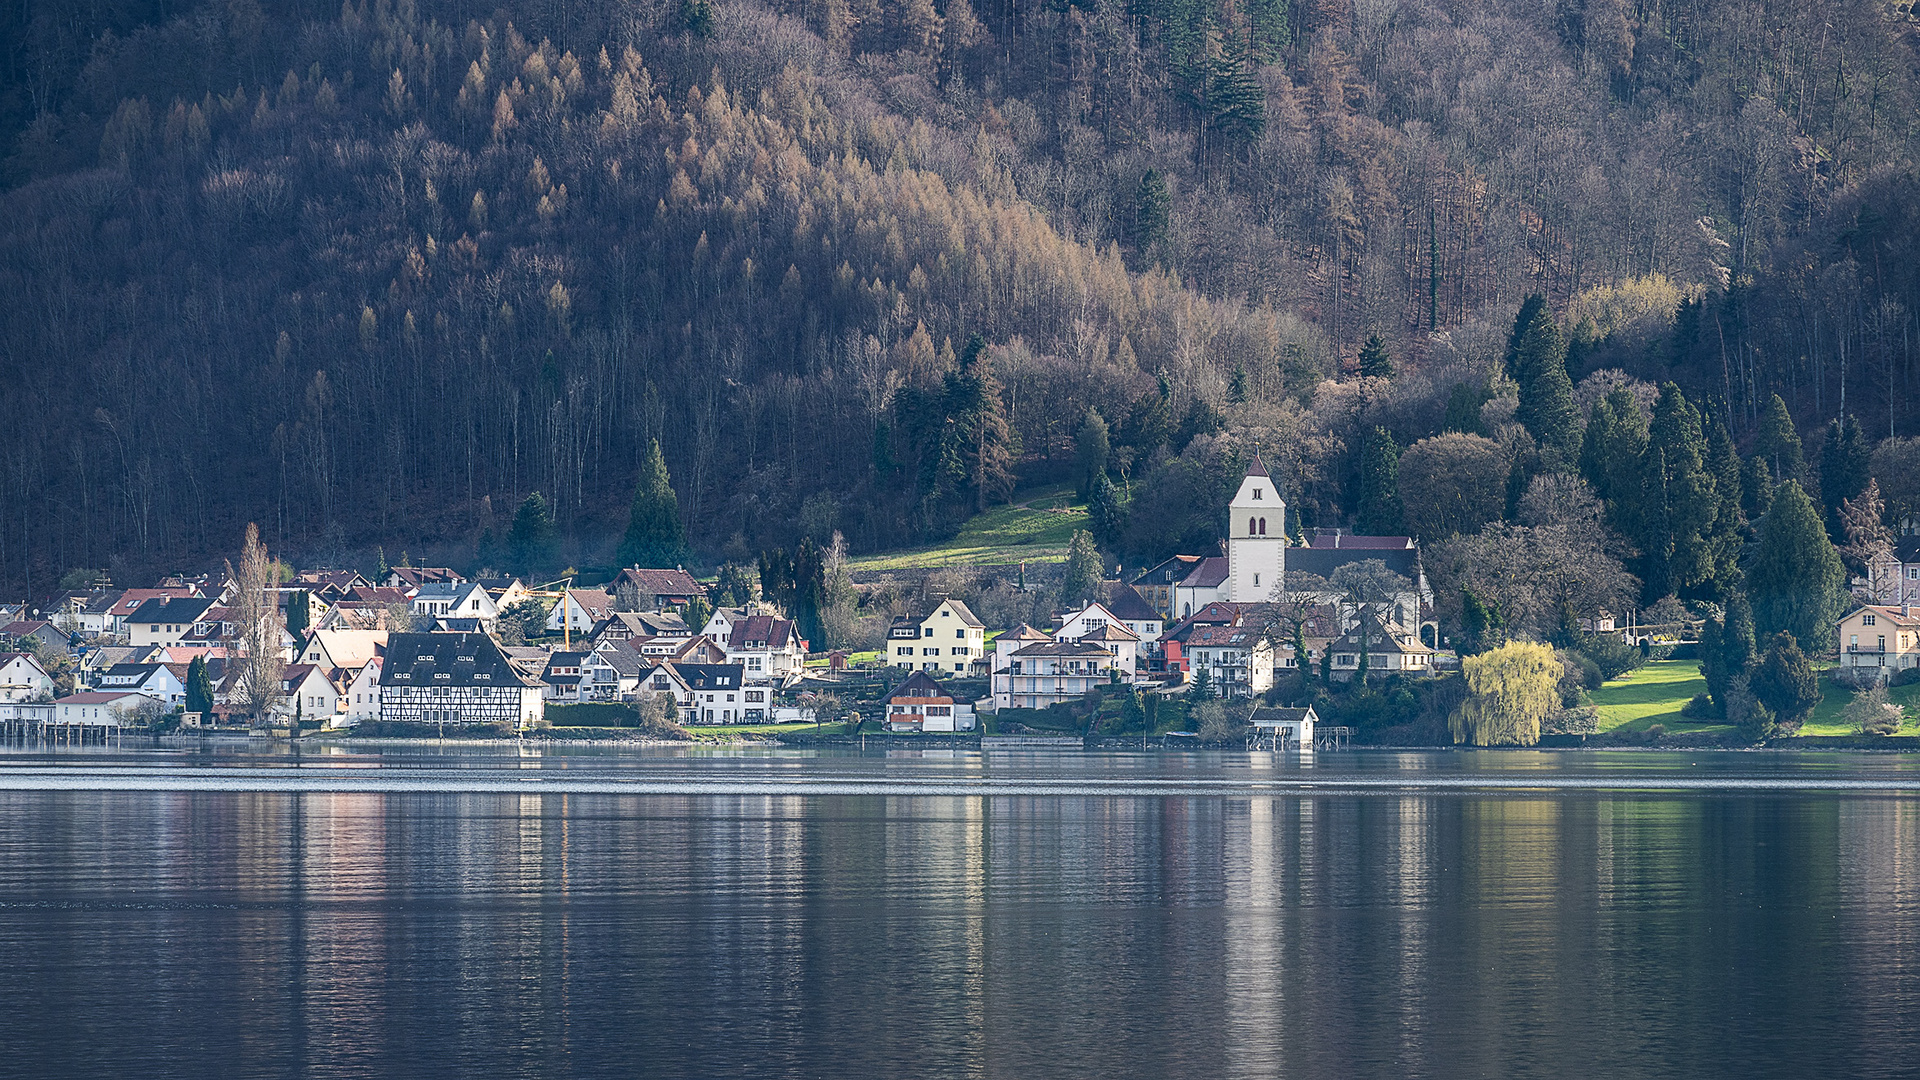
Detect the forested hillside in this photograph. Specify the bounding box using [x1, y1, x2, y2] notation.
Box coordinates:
[1, 0, 1916, 592]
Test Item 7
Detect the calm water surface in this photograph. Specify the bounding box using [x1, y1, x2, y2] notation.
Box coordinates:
[1, 744, 1917, 1078]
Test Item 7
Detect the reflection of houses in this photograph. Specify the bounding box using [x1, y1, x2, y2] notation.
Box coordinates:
[883, 670, 977, 732]
[1837, 605, 1920, 680]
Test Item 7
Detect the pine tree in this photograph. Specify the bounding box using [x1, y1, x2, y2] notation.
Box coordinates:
[1508, 297, 1578, 463]
[185, 655, 215, 715]
[1740, 455, 1774, 522]
[286, 590, 310, 638]
[1747, 480, 1845, 651]
[1075, 407, 1110, 500]
[1640, 384, 1717, 596]
[1087, 473, 1130, 549]
[1134, 170, 1171, 254]
[1442, 383, 1485, 435]
[1701, 592, 1756, 713]
[508, 492, 559, 578]
[1820, 413, 1871, 541]
[1750, 631, 1821, 733]
[1063, 529, 1104, 606]
[616, 439, 688, 568]
[1357, 334, 1394, 380]
[1754, 393, 1805, 482]
[1355, 426, 1403, 535]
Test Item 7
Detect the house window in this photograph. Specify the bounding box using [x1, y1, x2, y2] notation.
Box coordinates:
[1253, 488, 1262, 500]
[1259, 518, 1266, 535]
[1249, 517, 1257, 535]
[955, 629, 965, 639]
[1865, 614, 1877, 626]
[1253, 574, 1260, 587]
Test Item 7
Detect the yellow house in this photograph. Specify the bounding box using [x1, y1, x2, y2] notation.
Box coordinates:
[1837, 605, 1920, 679]
[897, 599, 985, 675]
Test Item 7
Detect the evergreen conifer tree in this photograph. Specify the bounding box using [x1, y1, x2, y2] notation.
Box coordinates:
[1075, 407, 1110, 500]
[1754, 393, 1805, 482]
[616, 439, 688, 568]
[1640, 384, 1717, 596]
[1820, 413, 1871, 541]
[1355, 427, 1403, 534]
[185, 655, 215, 715]
[507, 492, 559, 578]
[1357, 334, 1394, 380]
[1062, 529, 1104, 606]
[1747, 480, 1845, 651]
[1508, 297, 1578, 462]
[1750, 632, 1820, 734]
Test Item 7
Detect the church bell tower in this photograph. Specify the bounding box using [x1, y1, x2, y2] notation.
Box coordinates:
[1227, 456, 1286, 603]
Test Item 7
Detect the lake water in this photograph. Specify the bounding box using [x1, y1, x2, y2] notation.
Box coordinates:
[2, 743, 1918, 1078]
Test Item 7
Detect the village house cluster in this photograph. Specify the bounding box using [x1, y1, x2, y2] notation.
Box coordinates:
[7, 459, 1903, 735]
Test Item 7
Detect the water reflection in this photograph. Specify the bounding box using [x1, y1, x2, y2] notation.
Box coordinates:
[1, 754, 1918, 1077]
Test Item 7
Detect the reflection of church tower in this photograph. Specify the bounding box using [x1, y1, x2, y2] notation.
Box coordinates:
[1227, 456, 1286, 602]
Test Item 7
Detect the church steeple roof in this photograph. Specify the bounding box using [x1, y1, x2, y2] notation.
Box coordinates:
[1245, 454, 1270, 478]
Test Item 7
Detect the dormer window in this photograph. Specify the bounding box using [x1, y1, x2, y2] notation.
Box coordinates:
[1253, 488, 1262, 499]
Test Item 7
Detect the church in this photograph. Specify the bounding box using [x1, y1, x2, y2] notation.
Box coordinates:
[1130, 456, 1433, 640]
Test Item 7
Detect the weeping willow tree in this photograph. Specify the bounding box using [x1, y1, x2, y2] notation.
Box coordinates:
[1450, 640, 1561, 746]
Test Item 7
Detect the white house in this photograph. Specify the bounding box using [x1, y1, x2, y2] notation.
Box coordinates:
[547, 589, 615, 634]
[673, 663, 753, 723]
[583, 644, 647, 701]
[412, 583, 499, 624]
[540, 652, 589, 703]
[338, 658, 382, 728]
[722, 613, 808, 683]
[274, 665, 344, 725]
[1055, 602, 1143, 677]
[54, 691, 156, 726]
[94, 663, 189, 707]
[124, 597, 218, 647]
[994, 640, 1119, 711]
[882, 670, 977, 732]
[1184, 622, 1277, 697]
[1325, 612, 1435, 680]
[0, 652, 53, 703]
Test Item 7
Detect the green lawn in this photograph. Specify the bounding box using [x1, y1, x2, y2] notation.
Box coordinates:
[1589, 660, 1725, 735]
[848, 484, 1089, 572]
[1589, 658, 1920, 737]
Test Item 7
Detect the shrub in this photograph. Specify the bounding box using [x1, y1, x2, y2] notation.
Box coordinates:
[1645, 723, 1667, 741]
[1844, 684, 1906, 736]
[1893, 666, 1920, 688]
[1680, 693, 1717, 720]
[1579, 632, 1643, 681]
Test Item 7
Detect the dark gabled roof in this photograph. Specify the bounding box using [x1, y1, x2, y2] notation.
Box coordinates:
[999, 623, 1052, 642]
[1285, 546, 1421, 582]
[616, 567, 705, 597]
[1244, 455, 1270, 478]
[1104, 584, 1162, 623]
[1895, 537, 1920, 564]
[884, 670, 950, 703]
[1178, 557, 1230, 589]
[1079, 623, 1141, 643]
[1009, 640, 1113, 658]
[595, 648, 646, 676]
[434, 617, 488, 633]
[1131, 555, 1204, 588]
[1328, 611, 1430, 654]
[1185, 624, 1263, 648]
[380, 632, 535, 688]
[125, 597, 218, 625]
[728, 614, 797, 651]
[672, 663, 745, 690]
